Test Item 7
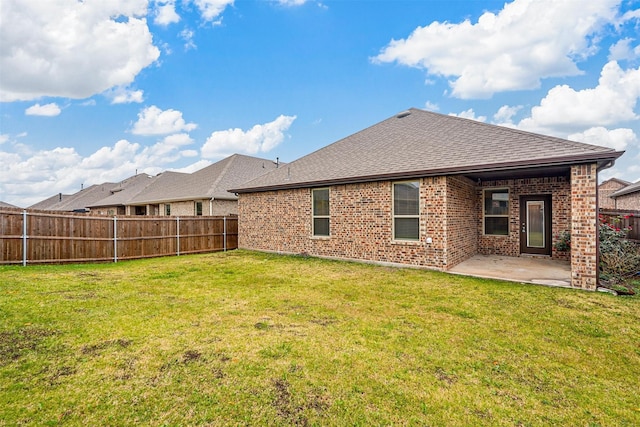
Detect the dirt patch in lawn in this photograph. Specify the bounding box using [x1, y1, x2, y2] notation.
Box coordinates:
[0, 326, 58, 365]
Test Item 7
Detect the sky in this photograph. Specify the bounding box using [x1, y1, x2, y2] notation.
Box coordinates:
[1, 0, 640, 208]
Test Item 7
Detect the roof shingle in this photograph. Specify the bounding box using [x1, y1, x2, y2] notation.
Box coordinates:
[233, 108, 623, 193]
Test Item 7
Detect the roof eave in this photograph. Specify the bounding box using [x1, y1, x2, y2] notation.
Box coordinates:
[232, 151, 624, 194]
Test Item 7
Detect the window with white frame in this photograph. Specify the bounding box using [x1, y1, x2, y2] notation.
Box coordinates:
[195, 201, 203, 216]
[393, 181, 420, 240]
[483, 188, 509, 235]
[312, 188, 330, 236]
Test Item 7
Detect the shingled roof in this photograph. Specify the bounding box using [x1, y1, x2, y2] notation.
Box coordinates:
[611, 180, 640, 198]
[232, 108, 624, 193]
[128, 154, 281, 205]
[88, 173, 158, 208]
[28, 183, 118, 211]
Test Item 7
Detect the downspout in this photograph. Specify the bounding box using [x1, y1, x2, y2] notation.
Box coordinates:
[210, 198, 214, 216]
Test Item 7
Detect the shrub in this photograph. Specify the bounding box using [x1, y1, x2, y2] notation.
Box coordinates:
[553, 230, 571, 252]
[599, 214, 640, 293]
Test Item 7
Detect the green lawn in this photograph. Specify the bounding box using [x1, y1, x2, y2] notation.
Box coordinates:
[1, 250, 639, 426]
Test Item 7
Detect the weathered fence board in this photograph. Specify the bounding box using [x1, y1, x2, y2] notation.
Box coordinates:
[0, 208, 237, 265]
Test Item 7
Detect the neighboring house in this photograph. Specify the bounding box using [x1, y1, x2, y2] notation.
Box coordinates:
[88, 173, 159, 215]
[609, 180, 640, 210]
[94, 154, 282, 216]
[28, 183, 117, 212]
[598, 178, 630, 210]
[232, 108, 624, 290]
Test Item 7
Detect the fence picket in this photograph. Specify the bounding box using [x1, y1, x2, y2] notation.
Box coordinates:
[0, 208, 237, 265]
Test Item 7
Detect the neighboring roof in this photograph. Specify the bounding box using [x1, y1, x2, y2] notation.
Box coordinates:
[611, 180, 640, 198]
[232, 108, 624, 193]
[0, 201, 20, 209]
[29, 183, 118, 212]
[28, 193, 71, 210]
[599, 177, 631, 188]
[88, 174, 158, 208]
[128, 154, 282, 205]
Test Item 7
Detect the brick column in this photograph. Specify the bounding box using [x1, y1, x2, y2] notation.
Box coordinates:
[570, 164, 598, 290]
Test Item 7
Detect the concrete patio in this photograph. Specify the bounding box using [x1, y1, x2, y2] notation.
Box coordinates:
[449, 255, 572, 288]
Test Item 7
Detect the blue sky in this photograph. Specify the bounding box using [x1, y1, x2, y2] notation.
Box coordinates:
[1, 0, 640, 207]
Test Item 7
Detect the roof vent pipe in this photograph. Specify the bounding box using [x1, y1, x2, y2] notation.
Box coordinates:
[396, 110, 411, 119]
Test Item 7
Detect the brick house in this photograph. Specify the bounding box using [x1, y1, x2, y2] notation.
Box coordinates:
[232, 109, 624, 290]
[609, 180, 640, 210]
[88, 154, 280, 216]
[598, 178, 631, 210]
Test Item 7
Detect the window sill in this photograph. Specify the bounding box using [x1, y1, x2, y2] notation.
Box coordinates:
[391, 239, 423, 246]
[310, 235, 331, 240]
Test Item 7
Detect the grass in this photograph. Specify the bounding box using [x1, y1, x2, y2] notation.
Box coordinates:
[1, 250, 639, 426]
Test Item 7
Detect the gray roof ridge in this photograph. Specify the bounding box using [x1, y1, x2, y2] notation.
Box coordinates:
[601, 177, 632, 186]
[205, 154, 237, 198]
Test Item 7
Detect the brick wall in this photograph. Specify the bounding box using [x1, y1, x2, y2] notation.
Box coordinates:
[478, 176, 571, 261]
[613, 192, 640, 210]
[571, 164, 598, 290]
[210, 200, 238, 216]
[239, 178, 470, 269]
[598, 180, 626, 209]
[159, 200, 237, 216]
[445, 176, 478, 267]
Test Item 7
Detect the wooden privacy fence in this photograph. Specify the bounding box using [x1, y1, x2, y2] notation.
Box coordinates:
[599, 209, 640, 242]
[0, 208, 237, 265]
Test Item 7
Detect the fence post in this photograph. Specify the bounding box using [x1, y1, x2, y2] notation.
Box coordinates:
[176, 217, 180, 256]
[22, 209, 27, 266]
[113, 216, 118, 263]
[223, 216, 227, 252]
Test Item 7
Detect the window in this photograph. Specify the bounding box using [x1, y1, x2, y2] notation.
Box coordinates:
[393, 181, 420, 240]
[195, 201, 203, 216]
[484, 189, 509, 235]
[135, 206, 146, 216]
[165, 204, 171, 216]
[312, 188, 330, 236]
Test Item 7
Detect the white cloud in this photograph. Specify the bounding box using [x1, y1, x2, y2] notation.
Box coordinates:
[276, 0, 308, 6]
[0, 0, 160, 101]
[373, 0, 620, 99]
[106, 87, 145, 104]
[131, 106, 197, 135]
[568, 127, 636, 151]
[180, 28, 197, 50]
[0, 134, 9, 145]
[153, 0, 180, 26]
[608, 38, 640, 61]
[517, 61, 640, 134]
[0, 137, 199, 207]
[424, 101, 439, 111]
[202, 115, 296, 159]
[493, 105, 522, 124]
[25, 103, 61, 117]
[171, 159, 212, 173]
[192, 0, 234, 23]
[449, 109, 486, 122]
